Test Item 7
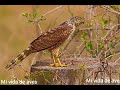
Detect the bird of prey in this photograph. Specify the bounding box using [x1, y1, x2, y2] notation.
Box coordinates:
[5, 16, 84, 70]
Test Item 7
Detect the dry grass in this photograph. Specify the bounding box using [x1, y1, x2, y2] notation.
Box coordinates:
[0, 5, 120, 85]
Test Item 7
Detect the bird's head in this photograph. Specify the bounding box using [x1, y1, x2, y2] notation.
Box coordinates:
[69, 16, 85, 27]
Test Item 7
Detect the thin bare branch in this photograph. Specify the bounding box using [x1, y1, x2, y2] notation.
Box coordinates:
[100, 5, 120, 15]
[36, 5, 63, 22]
[31, 52, 39, 66]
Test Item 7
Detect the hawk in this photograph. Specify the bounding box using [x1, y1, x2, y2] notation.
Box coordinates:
[5, 16, 84, 70]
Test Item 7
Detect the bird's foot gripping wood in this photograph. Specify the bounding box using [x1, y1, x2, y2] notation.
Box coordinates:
[50, 48, 71, 67]
[50, 57, 71, 67]
[50, 63, 71, 67]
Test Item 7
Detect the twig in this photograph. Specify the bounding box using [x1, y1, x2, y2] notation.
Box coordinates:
[37, 23, 42, 34]
[59, 26, 110, 58]
[55, 72, 66, 84]
[100, 5, 120, 15]
[103, 24, 120, 41]
[41, 71, 51, 84]
[115, 57, 120, 63]
[105, 52, 120, 62]
[31, 52, 39, 66]
[78, 27, 110, 31]
[36, 5, 63, 22]
[78, 46, 86, 58]
[10, 68, 19, 80]
[73, 41, 85, 57]
[97, 24, 120, 58]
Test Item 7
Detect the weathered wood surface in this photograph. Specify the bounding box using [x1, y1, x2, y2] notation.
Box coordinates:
[29, 58, 120, 85]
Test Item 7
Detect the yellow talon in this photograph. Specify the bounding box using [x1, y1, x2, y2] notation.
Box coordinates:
[50, 63, 59, 67]
[50, 63, 71, 67]
[58, 63, 71, 67]
[56, 58, 71, 67]
[50, 48, 71, 67]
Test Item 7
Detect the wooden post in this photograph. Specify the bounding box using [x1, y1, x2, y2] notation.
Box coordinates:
[29, 59, 120, 85]
[29, 59, 89, 85]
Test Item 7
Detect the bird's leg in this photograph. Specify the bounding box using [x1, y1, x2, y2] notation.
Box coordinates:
[50, 55, 57, 67]
[56, 48, 71, 67]
[50, 48, 71, 67]
[50, 50, 59, 67]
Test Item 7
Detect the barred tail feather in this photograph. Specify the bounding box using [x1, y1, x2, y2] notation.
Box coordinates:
[5, 47, 31, 70]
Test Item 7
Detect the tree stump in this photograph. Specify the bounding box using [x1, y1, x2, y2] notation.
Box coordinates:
[29, 58, 120, 85]
[29, 58, 99, 85]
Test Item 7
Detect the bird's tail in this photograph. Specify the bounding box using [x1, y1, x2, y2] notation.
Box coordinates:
[5, 47, 31, 70]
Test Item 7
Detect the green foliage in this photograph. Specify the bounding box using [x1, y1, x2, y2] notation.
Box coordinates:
[109, 41, 115, 49]
[81, 31, 96, 57]
[81, 31, 89, 41]
[108, 37, 120, 49]
[98, 40, 104, 50]
[85, 41, 93, 51]
[115, 37, 120, 42]
[22, 9, 46, 23]
[30, 71, 53, 85]
[100, 16, 109, 29]
[78, 64, 86, 85]
[22, 11, 38, 22]
[78, 64, 86, 69]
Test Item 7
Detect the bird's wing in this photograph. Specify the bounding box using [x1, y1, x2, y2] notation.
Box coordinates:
[30, 23, 74, 51]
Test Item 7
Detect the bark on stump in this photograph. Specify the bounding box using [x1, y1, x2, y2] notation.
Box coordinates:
[29, 60, 88, 85]
[29, 58, 120, 85]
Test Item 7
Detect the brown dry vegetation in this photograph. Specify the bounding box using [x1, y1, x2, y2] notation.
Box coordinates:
[0, 5, 85, 80]
[0, 5, 120, 85]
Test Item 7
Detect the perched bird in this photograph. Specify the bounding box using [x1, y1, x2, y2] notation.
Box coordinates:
[5, 16, 84, 70]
